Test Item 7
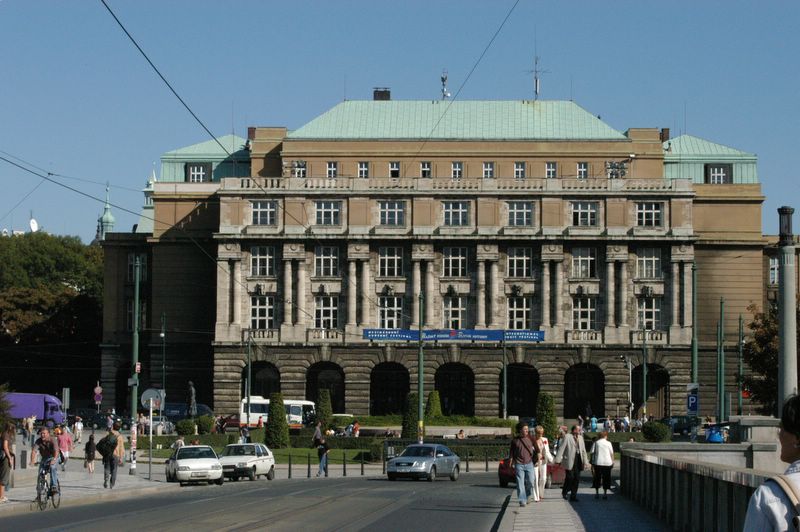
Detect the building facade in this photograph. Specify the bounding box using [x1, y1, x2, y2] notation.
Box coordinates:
[102, 97, 765, 420]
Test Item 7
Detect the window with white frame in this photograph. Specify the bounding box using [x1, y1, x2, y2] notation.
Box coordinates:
[252, 200, 277, 226]
[507, 296, 533, 329]
[378, 247, 403, 277]
[546, 162, 557, 179]
[187, 163, 210, 183]
[250, 246, 276, 276]
[314, 246, 339, 277]
[126, 298, 148, 331]
[326, 161, 338, 178]
[442, 247, 468, 277]
[572, 296, 597, 330]
[358, 162, 369, 178]
[577, 162, 589, 179]
[636, 248, 662, 279]
[514, 161, 526, 179]
[379, 296, 403, 329]
[443, 201, 469, 226]
[636, 202, 663, 227]
[389, 161, 400, 178]
[421, 161, 432, 178]
[250, 295, 275, 330]
[379, 200, 405, 226]
[292, 160, 307, 178]
[483, 162, 495, 179]
[507, 247, 534, 278]
[443, 296, 466, 329]
[571, 201, 598, 227]
[571, 247, 597, 278]
[705, 164, 732, 184]
[315, 295, 338, 329]
[127, 252, 148, 282]
[638, 297, 662, 330]
[507, 201, 533, 227]
[315, 200, 341, 225]
[451, 161, 463, 179]
[770, 256, 779, 284]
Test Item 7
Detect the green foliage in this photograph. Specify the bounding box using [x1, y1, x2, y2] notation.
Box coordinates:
[175, 419, 196, 436]
[195, 415, 214, 435]
[642, 421, 671, 442]
[227, 433, 237, 445]
[401, 392, 419, 439]
[265, 393, 290, 449]
[316, 389, 333, 430]
[425, 391, 442, 419]
[536, 392, 558, 441]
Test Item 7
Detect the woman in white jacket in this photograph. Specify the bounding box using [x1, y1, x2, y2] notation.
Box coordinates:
[532, 425, 554, 501]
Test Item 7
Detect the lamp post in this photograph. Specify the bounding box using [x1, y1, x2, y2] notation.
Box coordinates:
[778, 206, 798, 409]
[246, 333, 252, 428]
[717, 298, 725, 422]
[738, 314, 744, 416]
[417, 293, 425, 444]
[620, 355, 633, 421]
[691, 261, 698, 384]
[642, 324, 647, 420]
[129, 257, 141, 475]
[502, 333, 507, 420]
[160, 312, 166, 398]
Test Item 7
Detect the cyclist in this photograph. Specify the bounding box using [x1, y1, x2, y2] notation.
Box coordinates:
[31, 428, 59, 494]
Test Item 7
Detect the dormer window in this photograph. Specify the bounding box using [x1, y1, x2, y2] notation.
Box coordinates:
[705, 164, 732, 184]
[185, 162, 211, 183]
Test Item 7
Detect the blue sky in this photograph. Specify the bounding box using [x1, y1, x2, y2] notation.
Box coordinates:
[1, 1, 797, 242]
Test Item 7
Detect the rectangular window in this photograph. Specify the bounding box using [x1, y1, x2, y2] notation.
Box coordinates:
[127, 253, 148, 282]
[571, 201, 598, 227]
[507, 201, 533, 227]
[251, 200, 277, 226]
[514, 162, 526, 179]
[636, 202, 663, 227]
[546, 162, 557, 179]
[315, 200, 341, 225]
[705, 164, 733, 184]
[572, 296, 597, 330]
[358, 162, 369, 179]
[770, 256, 780, 285]
[378, 247, 403, 277]
[483, 162, 495, 179]
[187, 163, 210, 183]
[126, 298, 147, 331]
[636, 248, 662, 279]
[507, 247, 534, 278]
[379, 200, 405, 226]
[250, 246, 276, 276]
[379, 296, 403, 329]
[315, 296, 338, 329]
[326, 161, 338, 178]
[638, 297, 662, 331]
[389, 161, 400, 178]
[571, 247, 597, 278]
[443, 201, 469, 226]
[507, 296, 533, 330]
[577, 162, 589, 179]
[443, 296, 466, 329]
[420, 161, 432, 178]
[292, 160, 307, 178]
[442, 247, 468, 277]
[314, 246, 339, 277]
[451, 161, 463, 180]
[250, 295, 275, 330]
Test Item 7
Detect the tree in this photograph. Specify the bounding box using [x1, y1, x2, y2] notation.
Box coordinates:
[265, 393, 290, 449]
[401, 392, 419, 439]
[536, 392, 558, 441]
[316, 389, 333, 430]
[425, 390, 442, 419]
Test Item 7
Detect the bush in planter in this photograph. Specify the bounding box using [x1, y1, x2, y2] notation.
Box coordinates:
[536, 392, 558, 441]
[265, 393, 290, 449]
[425, 391, 442, 419]
[196, 415, 214, 435]
[642, 421, 671, 442]
[176, 419, 195, 436]
[401, 392, 419, 439]
[316, 389, 333, 430]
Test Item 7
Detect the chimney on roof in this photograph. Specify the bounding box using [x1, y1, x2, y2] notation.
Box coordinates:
[660, 128, 670, 142]
[373, 88, 391, 101]
[248, 127, 256, 140]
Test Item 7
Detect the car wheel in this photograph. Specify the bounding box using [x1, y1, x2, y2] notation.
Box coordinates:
[428, 466, 436, 482]
[248, 466, 257, 481]
[545, 474, 552, 489]
[215, 477, 224, 486]
[388, 473, 396, 481]
[266, 466, 275, 481]
[499, 479, 509, 488]
[450, 465, 459, 482]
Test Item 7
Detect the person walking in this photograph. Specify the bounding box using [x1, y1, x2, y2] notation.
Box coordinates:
[312, 421, 322, 447]
[532, 425, 554, 501]
[316, 437, 329, 477]
[590, 431, 614, 499]
[74, 417, 83, 444]
[56, 426, 73, 472]
[509, 422, 536, 507]
[100, 422, 125, 489]
[0, 423, 16, 503]
[84, 434, 96, 474]
[555, 425, 589, 502]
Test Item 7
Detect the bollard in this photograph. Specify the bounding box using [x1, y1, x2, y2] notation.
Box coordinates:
[20, 449, 27, 469]
[325, 456, 329, 477]
[466, 450, 470, 473]
[381, 445, 385, 474]
[288, 453, 292, 479]
[343, 450, 347, 477]
[307, 452, 311, 478]
[361, 451, 364, 476]
[485, 450, 489, 472]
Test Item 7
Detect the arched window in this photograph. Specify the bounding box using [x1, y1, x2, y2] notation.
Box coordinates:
[370, 362, 409, 415]
[501, 363, 539, 418]
[632, 364, 670, 419]
[242, 362, 280, 399]
[435, 363, 474, 416]
[564, 364, 605, 419]
[306, 362, 345, 413]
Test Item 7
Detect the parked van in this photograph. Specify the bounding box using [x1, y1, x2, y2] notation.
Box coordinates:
[239, 396, 315, 429]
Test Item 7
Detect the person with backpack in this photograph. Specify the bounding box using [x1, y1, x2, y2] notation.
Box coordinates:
[97, 422, 125, 489]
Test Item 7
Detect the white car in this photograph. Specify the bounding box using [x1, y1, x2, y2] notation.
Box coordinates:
[165, 445, 224, 486]
[218, 443, 275, 481]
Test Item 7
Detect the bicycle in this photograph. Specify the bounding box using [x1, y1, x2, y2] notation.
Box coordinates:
[34, 458, 61, 511]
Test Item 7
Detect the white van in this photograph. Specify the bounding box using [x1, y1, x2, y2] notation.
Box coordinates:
[239, 396, 315, 429]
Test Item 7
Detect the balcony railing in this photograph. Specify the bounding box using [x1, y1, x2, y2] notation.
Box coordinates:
[306, 328, 346, 344]
[567, 330, 602, 344]
[632, 329, 667, 344]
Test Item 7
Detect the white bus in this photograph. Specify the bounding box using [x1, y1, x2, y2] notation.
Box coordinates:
[239, 396, 315, 429]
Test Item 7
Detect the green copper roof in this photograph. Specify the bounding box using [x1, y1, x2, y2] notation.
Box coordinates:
[287, 100, 627, 141]
[162, 134, 248, 159]
[664, 134, 754, 158]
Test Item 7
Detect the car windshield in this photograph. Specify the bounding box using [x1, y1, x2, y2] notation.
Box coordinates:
[177, 447, 216, 460]
[222, 445, 255, 457]
[400, 446, 435, 458]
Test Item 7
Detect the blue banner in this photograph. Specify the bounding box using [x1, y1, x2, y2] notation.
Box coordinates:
[363, 329, 545, 342]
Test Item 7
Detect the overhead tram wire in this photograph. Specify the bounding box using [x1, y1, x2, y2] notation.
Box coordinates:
[0, 178, 45, 224]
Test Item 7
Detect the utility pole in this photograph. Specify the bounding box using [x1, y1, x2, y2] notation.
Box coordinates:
[691, 262, 698, 383]
[130, 257, 141, 475]
[738, 314, 744, 416]
[642, 325, 647, 420]
[778, 207, 798, 410]
[246, 333, 252, 428]
[717, 298, 726, 422]
[417, 293, 425, 444]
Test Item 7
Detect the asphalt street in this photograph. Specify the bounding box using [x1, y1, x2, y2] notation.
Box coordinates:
[0, 472, 509, 532]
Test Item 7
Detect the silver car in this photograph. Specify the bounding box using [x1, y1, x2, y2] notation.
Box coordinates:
[386, 444, 460, 482]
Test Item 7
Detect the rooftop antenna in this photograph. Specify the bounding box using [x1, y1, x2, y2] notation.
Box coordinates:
[29, 210, 39, 233]
[527, 55, 550, 100]
[441, 69, 451, 100]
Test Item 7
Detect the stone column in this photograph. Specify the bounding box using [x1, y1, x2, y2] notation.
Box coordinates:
[554, 261, 564, 326]
[671, 261, 680, 327]
[347, 260, 357, 327]
[490, 260, 500, 327]
[411, 260, 421, 327]
[361, 259, 371, 327]
[283, 259, 293, 325]
[683, 262, 693, 327]
[606, 261, 616, 327]
[541, 261, 551, 328]
[232, 260, 241, 325]
[619, 260, 628, 326]
[296, 260, 307, 327]
[425, 261, 435, 328]
[476, 261, 486, 328]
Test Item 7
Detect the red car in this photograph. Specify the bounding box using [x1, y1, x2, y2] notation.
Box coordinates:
[498, 457, 566, 488]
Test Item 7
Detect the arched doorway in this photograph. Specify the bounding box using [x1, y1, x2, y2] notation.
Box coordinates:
[306, 362, 345, 413]
[370, 362, 409, 415]
[563, 364, 605, 420]
[632, 364, 670, 419]
[500, 363, 539, 418]
[242, 362, 280, 399]
[435, 363, 474, 416]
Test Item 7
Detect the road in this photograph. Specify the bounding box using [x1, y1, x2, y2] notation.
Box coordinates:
[0, 472, 509, 532]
